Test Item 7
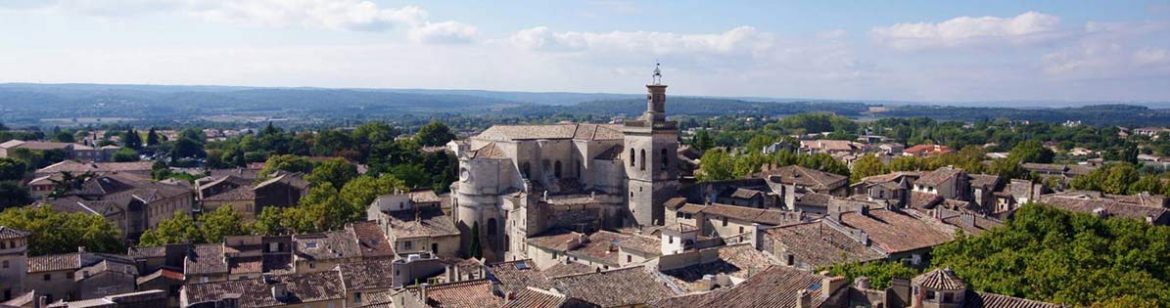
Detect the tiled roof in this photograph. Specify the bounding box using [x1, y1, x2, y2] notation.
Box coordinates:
[728, 188, 765, 199]
[650, 266, 831, 308]
[386, 209, 460, 239]
[27, 253, 83, 273]
[201, 185, 255, 202]
[796, 192, 833, 208]
[469, 142, 508, 159]
[413, 279, 501, 308]
[970, 174, 1001, 190]
[293, 229, 362, 261]
[182, 271, 345, 307]
[185, 244, 229, 275]
[566, 231, 630, 266]
[764, 165, 847, 191]
[351, 221, 395, 258]
[661, 244, 777, 291]
[127, 246, 167, 259]
[699, 203, 805, 226]
[800, 139, 859, 152]
[37, 160, 153, 175]
[475, 124, 622, 142]
[487, 260, 551, 293]
[137, 267, 185, 285]
[913, 268, 966, 290]
[542, 262, 595, 278]
[940, 213, 1004, 235]
[527, 230, 585, 252]
[1038, 194, 1170, 222]
[917, 166, 964, 187]
[0, 226, 30, 239]
[616, 234, 661, 255]
[838, 208, 955, 254]
[338, 259, 396, 290]
[910, 192, 945, 210]
[663, 196, 687, 210]
[765, 221, 885, 268]
[550, 266, 675, 307]
[967, 291, 1065, 308]
[501, 288, 567, 308]
[408, 190, 442, 203]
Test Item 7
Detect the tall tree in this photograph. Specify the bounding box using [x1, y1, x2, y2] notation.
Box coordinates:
[199, 206, 246, 243]
[415, 121, 456, 147]
[0, 158, 26, 182]
[697, 149, 735, 181]
[0, 206, 124, 255]
[850, 154, 887, 183]
[146, 127, 160, 146]
[139, 212, 201, 247]
[305, 158, 358, 189]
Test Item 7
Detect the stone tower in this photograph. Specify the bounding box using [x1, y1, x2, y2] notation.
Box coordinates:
[0, 226, 30, 301]
[623, 65, 680, 226]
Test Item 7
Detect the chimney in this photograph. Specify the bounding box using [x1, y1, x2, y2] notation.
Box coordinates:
[270, 283, 288, 302]
[855, 276, 872, 290]
[796, 289, 812, 308]
[419, 283, 429, 303]
[822, 276, 847, 300]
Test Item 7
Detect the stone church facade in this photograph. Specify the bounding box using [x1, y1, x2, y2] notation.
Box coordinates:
[449, 79, 681, 262]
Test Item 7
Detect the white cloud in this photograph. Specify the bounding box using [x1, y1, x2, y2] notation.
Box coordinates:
[509, 26, 765, 55]
[1, 0, 473, 43]
[186, 0, 425, 31]
[1042, 21, 1170, 79]
[872, 11, 1062, 50]
[408, 21, 478, 44]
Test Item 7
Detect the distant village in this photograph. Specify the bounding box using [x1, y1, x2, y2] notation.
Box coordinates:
[2, 79, 1169, 308]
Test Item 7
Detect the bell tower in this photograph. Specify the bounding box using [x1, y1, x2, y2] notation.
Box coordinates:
[623, 64, 680, 226]
[0, 226, 30, 301]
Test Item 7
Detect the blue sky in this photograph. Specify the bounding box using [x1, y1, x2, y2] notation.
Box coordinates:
[1, 1, 1168, 102]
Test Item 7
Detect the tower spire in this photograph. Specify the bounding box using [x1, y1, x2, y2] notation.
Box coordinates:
[651, 62, 662, 85]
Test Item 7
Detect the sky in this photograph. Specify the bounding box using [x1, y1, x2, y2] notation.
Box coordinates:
[1, 1, 1169, 103]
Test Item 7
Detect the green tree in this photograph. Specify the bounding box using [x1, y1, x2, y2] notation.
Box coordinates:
[139, 212, 201, 247]
[112, 147, 140, 162]
[170, 137, 206, 161]
[340, 175, 407, 221]
[305, 158, 358, 189]
[252, 207, 289, 236]
[889, 156, 922, 171]
[415, 121, 456, 147]
[0, 206, 124, 255]
[697, 149, 735, 181]
[1129, 175, 1163, 195]
[468, 221, 483, 259]
[691, 129, 715, 152]
[122, 128, 143, 150]
[259, 154, 314, 178]
[199, 206, 246, 243]
[1008, 140, 1055, 164]
[52, 131, 75, 143]
[0, 181, 32, 210]
[146, 127, 160, 146]
[932, 205, 1170, 307]
[1101, 163, 1139, 194]
[0, 158, 26, 181]
[850, 154, 887, 183]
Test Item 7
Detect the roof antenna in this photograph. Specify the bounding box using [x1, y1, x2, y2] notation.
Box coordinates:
[651, 62, 663, 85]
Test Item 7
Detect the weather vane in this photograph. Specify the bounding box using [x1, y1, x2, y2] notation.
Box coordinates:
[652, 62, 662, 85]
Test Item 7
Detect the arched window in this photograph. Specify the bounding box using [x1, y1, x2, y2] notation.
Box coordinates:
[660, 148, 669, 170]
[629, 149, 635, 167]
[487, 218, 498, 236]
[554, 161, 563, 178]
[640, 149, 646, 171]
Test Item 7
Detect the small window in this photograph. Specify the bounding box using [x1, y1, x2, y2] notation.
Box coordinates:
[44, 274, 51, 281]
[1, 260, 7, 268]
[926, 291, 936, 301]
[739, 226, 745, 234]
[627, 255, 632, 263]
[943, 292, 954, 303]
[404, 241, 413, 250]
[722, 217, 728, 226]
[66, 272, 73, 280]
[354, 292, 363, 304]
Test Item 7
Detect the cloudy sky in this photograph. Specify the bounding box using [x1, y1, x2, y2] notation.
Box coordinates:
[1, 0, 1168, 102]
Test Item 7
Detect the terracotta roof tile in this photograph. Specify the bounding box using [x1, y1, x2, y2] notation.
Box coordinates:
[487, 260, 550, 293]
[413, 279, 501, 308]
[764, 165, 847, 192]
[913, 268, 966, 290]
[838, 208, 955, 254]
[0, 226, 30, 240]
[182, 271, 345, 307]
[501, 288, 566, 308]
[651, 266, 832, 308]
[550, 266, 675, 307]
[698, 203, 805, 226]
[765, 221, 885, 268]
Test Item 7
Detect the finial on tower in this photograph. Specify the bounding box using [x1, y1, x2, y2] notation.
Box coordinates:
[652, 62, 662, 85]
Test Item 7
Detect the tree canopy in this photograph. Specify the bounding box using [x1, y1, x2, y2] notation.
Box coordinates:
[0, 206, 124, 255]
[931, 205, 1170, 307]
